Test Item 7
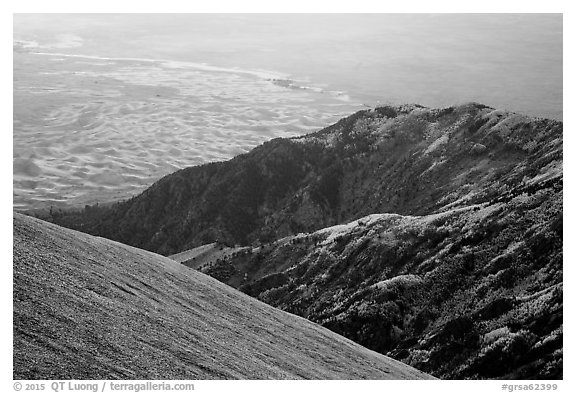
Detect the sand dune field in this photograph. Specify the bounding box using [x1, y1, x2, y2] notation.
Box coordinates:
[14, 49, 361, 211]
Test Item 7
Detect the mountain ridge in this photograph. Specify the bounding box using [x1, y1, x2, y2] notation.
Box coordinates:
[191, 187, 562, 379]
[43, 102, 562, 256]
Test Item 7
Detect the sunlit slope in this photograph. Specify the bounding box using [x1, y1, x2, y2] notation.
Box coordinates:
[13, 213, 432, 380]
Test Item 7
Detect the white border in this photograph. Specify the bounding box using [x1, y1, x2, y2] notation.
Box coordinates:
[3, 2, 572, 390]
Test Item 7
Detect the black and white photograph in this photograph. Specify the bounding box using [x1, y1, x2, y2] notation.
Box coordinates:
[10, 5, 566, 386]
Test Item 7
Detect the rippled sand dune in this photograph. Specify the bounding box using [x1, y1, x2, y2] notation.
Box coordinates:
[14, 50, 362, 211]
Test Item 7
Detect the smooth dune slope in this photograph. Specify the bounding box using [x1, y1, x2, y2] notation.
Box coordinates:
[13, 213, 432, 380]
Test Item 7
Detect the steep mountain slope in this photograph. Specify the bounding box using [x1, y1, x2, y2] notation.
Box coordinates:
[13, 213, 433, 380]
[195, 177, 562, 379]
[45, 103, 562, 256]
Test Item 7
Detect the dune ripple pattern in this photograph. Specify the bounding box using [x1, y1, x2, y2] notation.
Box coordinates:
[14, 50, 362, 211]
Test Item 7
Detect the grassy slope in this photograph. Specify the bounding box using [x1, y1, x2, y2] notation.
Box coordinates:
[13, 213, 432, 380]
